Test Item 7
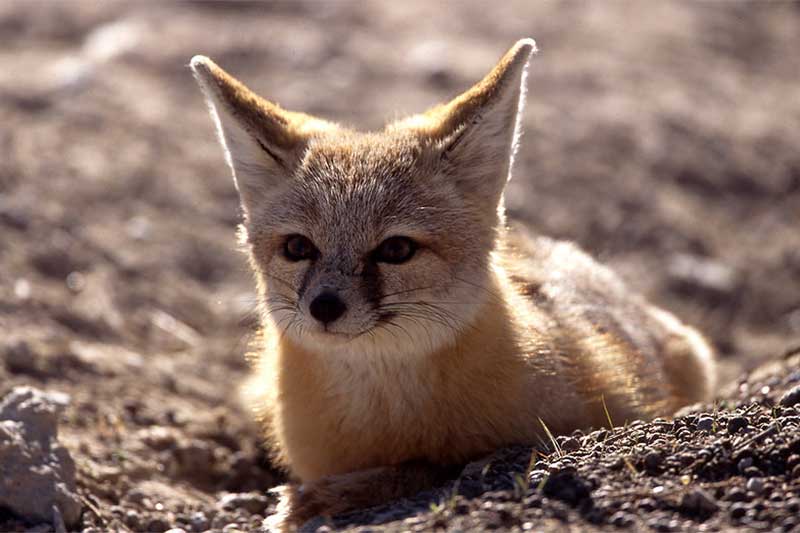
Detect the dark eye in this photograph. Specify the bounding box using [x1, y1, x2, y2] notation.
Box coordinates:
[284, 234, 318, 261]
[373, 236, 417, 264]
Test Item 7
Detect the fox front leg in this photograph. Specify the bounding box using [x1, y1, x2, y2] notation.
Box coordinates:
[266, 461, 459, 530]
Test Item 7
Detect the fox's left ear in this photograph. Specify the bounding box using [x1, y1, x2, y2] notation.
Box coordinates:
[400, 39, 536, 214]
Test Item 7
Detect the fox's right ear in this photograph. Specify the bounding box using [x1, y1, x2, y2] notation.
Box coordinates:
[190, 56, 333, 217]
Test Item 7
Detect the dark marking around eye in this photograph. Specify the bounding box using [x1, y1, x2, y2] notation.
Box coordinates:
[284, 234, 319, 262]
[372, 236, 417, 264]
[297, 261, 316, 300]
[361, 259, 383, 308]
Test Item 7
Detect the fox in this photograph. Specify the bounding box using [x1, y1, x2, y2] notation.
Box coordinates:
[190, 39, 716, 527]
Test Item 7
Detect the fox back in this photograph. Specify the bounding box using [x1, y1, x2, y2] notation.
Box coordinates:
[191, 39, 715, 489]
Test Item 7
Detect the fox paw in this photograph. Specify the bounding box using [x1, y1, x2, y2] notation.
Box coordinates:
[265, 478, 355, 531]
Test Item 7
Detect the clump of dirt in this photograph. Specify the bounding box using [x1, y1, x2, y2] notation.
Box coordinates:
[0, 1, 798, 532]
[0, 387, 81, 529]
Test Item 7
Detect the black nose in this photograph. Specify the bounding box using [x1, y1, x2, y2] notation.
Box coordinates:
[309, 292, 347, 324]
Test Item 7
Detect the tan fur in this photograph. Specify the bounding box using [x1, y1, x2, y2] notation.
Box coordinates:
[191, 39, 716, 526]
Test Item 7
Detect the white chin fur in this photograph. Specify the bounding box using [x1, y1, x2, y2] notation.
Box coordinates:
[266, 278, 487, 359]
[269, 309, 472, 360]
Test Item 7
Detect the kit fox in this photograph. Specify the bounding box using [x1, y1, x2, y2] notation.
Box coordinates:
[191, 39, 715, 525]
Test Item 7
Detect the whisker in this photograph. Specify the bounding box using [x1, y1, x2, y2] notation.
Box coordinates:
[262, 273, 299, 296]
[379, 284, 441, 300]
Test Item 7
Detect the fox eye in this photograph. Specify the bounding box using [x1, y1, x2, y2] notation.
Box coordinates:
[373, 236, 417, 264]
[284, 234, 318, 261]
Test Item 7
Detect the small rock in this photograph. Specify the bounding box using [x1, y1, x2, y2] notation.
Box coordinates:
[189, 511, 209, 531]
[746, 477, 764, 495]
[3, 341, 42, 376]
[727, 487, 747, 502]
[174, 440, 215, 477]
[727, 416, 748, 434]
[125, 488, 150, 505]
[541, 471, 592, 506]
[0, 204, 29, 230]
[610, 511, 633, 527]
[146, 517, 171, 533]
[668, 253, 739, 296]
[730, 502, 747, 519]
[164, 529, 187, 533]
[0, 387, 81, 527]
[638, 498, 656, 511]
[644, 451, 664, 473]
[696, 417, 714, 432]
[679, 488, 718, 518]
[737, 457, 754, 473]
[217, 492, 270, 515]
[559, 436, 581, 452]
[780, 385, 800, 407]
[124, 510, 141, 530]
[138, 426, 179, 451]
[743, 466, 762, 478]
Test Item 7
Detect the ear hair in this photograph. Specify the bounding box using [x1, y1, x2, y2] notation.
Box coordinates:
[393, 39, 537, 217]
[190, 56, 335, 217]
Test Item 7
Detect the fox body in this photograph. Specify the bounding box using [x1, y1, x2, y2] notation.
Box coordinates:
[191, 39, 715, 522]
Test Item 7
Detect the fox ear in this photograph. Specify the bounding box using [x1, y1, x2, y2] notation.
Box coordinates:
[190, 56, 333, 217]
[400, 39, 536, 213]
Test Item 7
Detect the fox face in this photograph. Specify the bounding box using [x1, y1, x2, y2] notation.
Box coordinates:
[192, 40, 536, 357]
[241, 132, 498, 355]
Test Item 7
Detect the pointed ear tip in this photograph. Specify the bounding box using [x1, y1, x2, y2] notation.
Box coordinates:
[512, 38, 538, 59]
[189, 55, 216, 77]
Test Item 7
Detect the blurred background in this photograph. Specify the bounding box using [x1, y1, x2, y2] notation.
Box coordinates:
[0, 1, 798, 529]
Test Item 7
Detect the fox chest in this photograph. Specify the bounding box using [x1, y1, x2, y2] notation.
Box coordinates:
[274, 359, 528, 482]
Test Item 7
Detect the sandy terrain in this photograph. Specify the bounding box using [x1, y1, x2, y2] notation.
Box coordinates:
[1, 2, 798, 531]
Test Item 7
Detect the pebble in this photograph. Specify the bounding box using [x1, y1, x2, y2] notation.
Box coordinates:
[727, 416, 749, 434]
[696, 417, 714, 432]
[737, 457, 754, 473]
[124, 510, 141, 529]
[541, 471, 591, 505]
[560, 436, 581, 452]
[644, 451, 664, 473]
[730, 502, 748, 519]
[217, 492, 270, 515]
[189, 511, 209, 531]
[779, 385, 800, 407]
[727, 487, 747, 502]
[743, 466, 763, 478]
[146, 517, 170, 533]
[610, 511, 633, 527]
[638, 498, 656, 511]
[746, 477, 764, 495]
[679, 488, 718, 517]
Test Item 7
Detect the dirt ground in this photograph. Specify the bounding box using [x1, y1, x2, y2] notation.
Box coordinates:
[0, 1, 799, 532]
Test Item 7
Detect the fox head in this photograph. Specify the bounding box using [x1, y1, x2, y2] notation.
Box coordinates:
[191, 39, 535, 357]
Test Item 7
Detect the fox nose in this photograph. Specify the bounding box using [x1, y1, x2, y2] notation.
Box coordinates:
[309, 292, 347, 325]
